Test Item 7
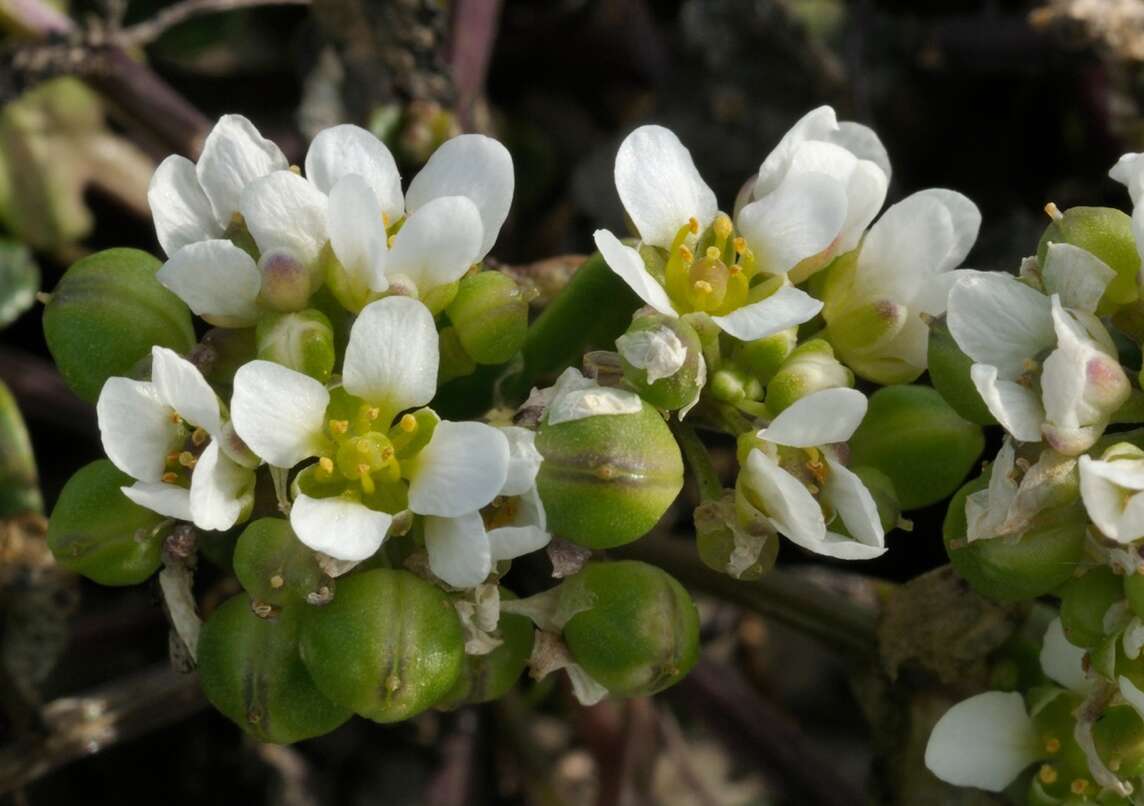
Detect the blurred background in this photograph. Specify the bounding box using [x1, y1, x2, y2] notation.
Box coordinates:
[0, 0, 1141, 803]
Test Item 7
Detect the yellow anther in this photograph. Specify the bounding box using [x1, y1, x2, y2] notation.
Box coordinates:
[382, 212, 391, 227]
[358, 469, 375, 495]
[269, 574, 285, 589]
[733, 236, 747, 255]
[356, 440, 372, 455]
[692, 280, 713, 298]
[1022, 358, 1039, 372]
[318, 457, 334, 474]
[399, 414, 417, 433]
[178, 451, 197, 468]
[166, 452, 181, 463]
[191, 428, 208, 447]
[728, 263, 743, 274]
[329, 419, 349, 435]
[1044, 201, 1063, 221]
[705, 246, 721, 261]
[230, 211, 244, 227]
[1038, 764, 1058, 785]
[678, 245, 694, 266]
[380, 446, 395, 462]
[161, 472, 179, 484]
[289, 164, 302, 175]
[366, 407, 380, 421]
[713, 213, 733, 242]
[1045, 737, 1061, 754]
[1070, 779, 1088, 795]
[169, 412, 182, 424]
[687, 216, 699, 234]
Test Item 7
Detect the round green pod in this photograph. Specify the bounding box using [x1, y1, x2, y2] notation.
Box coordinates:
[197, 596, 350, 744]
[43, 248, 195, 402]
[233, 518, 327, 607]
[849, 384, 984, 511]
[561, 561, 699, 698]
[47, 459, 169, 585]
[1038, 206, 1141, 312]
[616, 314, 705, 411]
[1059, 566, 1123, 649]
[926, 317, 996, 425]
[299, 569, 464, 723]
[438, 590, 534, 708]
[536, 402, 683, 549]
[943, 473, 1087, 602]
[446, 271, 528, 364]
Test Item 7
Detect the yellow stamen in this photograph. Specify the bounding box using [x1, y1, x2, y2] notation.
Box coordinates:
[289, 164, 302, 175]
[358, 468, 375, 495]
[687, 216, 699, 234]
[169, 412, 182, 424]
[318, 457, 334, 474]
[712, 212, 732, 243]
[380, 446, 394, 462]
[329, 419, 349, 435]
[1038, 764, 1058, 785]
[705, 246, 721, 261]
[356, 440, 372, 455]
[1045, 737, 1061, 754]
[382, 212, 391, 227]
[270, 574, 285, 589]
[399, 414, 417, 433]
[166, 452, 181, 463]
[366, 407, 380, 421]
[678, 245, 694, 266]
[1044, 202, 1063, 221]
[161, 472, 179, 484]
[1070, 779, 1088, 795]
[191, 428, 208, 447]
[177, 451, 197, 468]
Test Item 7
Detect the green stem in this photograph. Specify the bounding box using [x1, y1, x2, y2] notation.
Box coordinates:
[672, 422, 722, 502]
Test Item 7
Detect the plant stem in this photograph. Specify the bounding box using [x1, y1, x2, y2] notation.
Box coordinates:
[672, 421, 722, 502]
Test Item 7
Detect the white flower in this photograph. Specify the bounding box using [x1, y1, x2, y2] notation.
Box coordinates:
[947, 262, 1129, 454]
[1079, 443, 1144, 543]
[739, 387, 885, 560]
[96, 346, 253, 531]
[964, 439, 1077, 542]
[593, 124, 833, 342]
[229, 295, 512, 573]
[540, 367, 644, 425]
[924, 691, 1039, 792]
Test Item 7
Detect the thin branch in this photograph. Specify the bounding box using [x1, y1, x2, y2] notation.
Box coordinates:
[672, 421, 723, 502]
[118, 0, 311, 49]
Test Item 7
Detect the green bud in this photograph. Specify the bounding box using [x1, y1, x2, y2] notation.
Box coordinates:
[42, 248, 195, 402]
[1038, 206, 1141, 313]
[197, 596, 350, 743]
[617, 313, 705, 411]
[46, 460, 169, 585]
[299, 569, 464, 722]
[1059, 567, 1123, 649]
[849, 385, 984, 510]
[258, 251, 315, 312]
[438, 589, 534, 708]
[256, 309, 335, 382]
[944, 473, 1087, 602]
[731, 328, 797, 386]
[446, 271, 529, 365]
[926, 316, 997, 425]
[0, 380, 41, 517]
[710, 366, 758, 404]
[233, 518, 329, 608]
[561, 561, 699, 698]
[536, 402, 683, 549]
[765, 338, 853, 415]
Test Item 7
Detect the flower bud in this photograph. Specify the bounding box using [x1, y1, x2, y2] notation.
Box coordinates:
[1038, 206, 1141, 313]
[299, 569, 464, 722]
[849, 385, 984, 511]
[926, 316, 996, 425]
[43, 248, 196, 402]
[446, 271, 529, 365]
[731, 328, 797, 387]
[233, 518, 330, 608]
[824, 298, 916, 386]
[46, 460, 170, 585]
[256, 309, 336, 382]
[764, 339, 853, 415]
[1058, 566, 1123, 649]
[0, 380, 41, 517]
[197, 596, 350, 744]
[560, 561, 699, 697]
[709, 366, 761, 404]
[438, 589, 534, 708]
[536, 400, 683, 549]
[617, 313, 705, 411]
[258, 250, 315, 313]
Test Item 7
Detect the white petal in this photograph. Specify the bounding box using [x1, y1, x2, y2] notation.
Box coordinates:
[970, 364, 1045, 443]
[759, 387, 867, 447]
[188, 441, 250, 531]
[947, 273, 1054, 376]
[918, 189, 981, 273]
[148, 155, 222, 256]
[240, 170, 328, 267]
[755, 106, 839, 198]
[157, 240, 262, 326]
[546, 384, 643, 426]
[966, 439, 1018, 542]
[823, 455, 885, 550]
[1110, 152, 1144, 204]
[615, 325, 686, 384]
[924, 691, 1038, 792]
[96, 378, 179, 482]
[150, 346, 220, 436]
[829, 121, 892, 183]
[230, 360, 329, 468]
[612, 125, 717, 249]
[290, 493, 392, 562]
[500, 426, 542, 497]
[1040, 617, 1090, 692]
[386, 195, 482, 292]
[1041, 297, 1098, 431]
[424, 513, 492, 589]
[1041, 242, 1116, 314]
[488, 524, 550, 562]
[328, 174, 388, 292]
[837, 158, 889, 253]
[737, 171, 847, 274]
[122, 481, 192, 521]
[593, 230, 677, 316]
[1079, 455, 1144, 543]
[196, 114, 287, 226]
[342, 296, 438, 416]
[407, 421, 510, 517]
[405, 134, 514, 260]
[304, 124, 403, 221]
[743, 449, 826, 550]
[711, 285, 823, 342]
[1120, 676, 1144, 723]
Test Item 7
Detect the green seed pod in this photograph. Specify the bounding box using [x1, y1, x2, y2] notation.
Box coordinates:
[561, 561, 699, 698]
[926, 316, 997, 425]
[299, 569, 464, 723]
[42, 248, 195, 402]
[849, 385, 984, 511]
[617, 313, 705, 411]
[0, 380, 41, 517]
[233, 518, 329, 608]
[1125, 573, 1144, 620]
[1094, 705, 1144, 781]
[256, 309, 336, 383]
[197, 596, 350, 744]
[1059, 567, 1123, 649]
[46, 460, 169, 585]
[536, 401, 683, 549]
[943, 473, 1087, 602]
[1038, 206, 1141, 313]
[438, 590, 534, 708]
[446, 271, 529, 365]
[765, 339, 853, 415]
[694, 494, 778, 581]
[731, 328, 797, 386]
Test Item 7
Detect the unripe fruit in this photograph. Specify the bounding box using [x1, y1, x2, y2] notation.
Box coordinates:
[849, 385, 984, 510]
[438, 590, 534, 708]
[255, 309, 336, 383]
[197, 596, 350, 744]
[299, 569, 464, 722]
[561, 561, 699, 697]
[617, 313, 704, 411]
[47, 460, 169, 585]
[446, 271, 529, 365]
[536, 401, 683, 549]
[43, 248, 195, 402]
[233, 518, 328, 608]
[1093, 705, 1144, 781]
[926, 317, 996, 425]
[1038, 206, 1141, 313]
[1059, 566, 1123, 649]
